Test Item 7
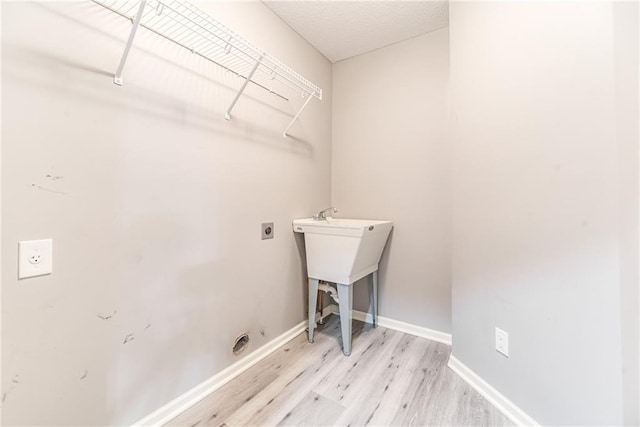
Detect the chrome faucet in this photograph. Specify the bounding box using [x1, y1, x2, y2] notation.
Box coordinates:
[313, 207, 337, 220]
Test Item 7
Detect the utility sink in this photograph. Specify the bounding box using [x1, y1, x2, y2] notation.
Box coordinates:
[293, 218, 393, 284]
[293, 217, 393, 356]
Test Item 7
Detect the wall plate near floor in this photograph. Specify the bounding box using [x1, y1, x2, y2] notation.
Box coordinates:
[18, 239, 53, 279]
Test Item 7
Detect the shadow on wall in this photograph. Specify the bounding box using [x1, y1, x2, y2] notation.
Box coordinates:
[352, 228, 394, 313]
[2, 43, 314, 157]
[293, 232, 309, 319]
[377, 228, 393, 308]
[8, 2, 315, 156]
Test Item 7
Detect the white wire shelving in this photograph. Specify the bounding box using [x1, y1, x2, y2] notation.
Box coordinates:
[93, 0, 323, 137]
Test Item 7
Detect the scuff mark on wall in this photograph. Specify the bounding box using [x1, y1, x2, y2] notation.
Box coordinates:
[123, 334, 135, 344]
[45, 174, 64, 181]
[96, 310, 117, 321]
[3, 375, 21, 403]
[80, 370, 88, 380]
[31, 183, 67, 195]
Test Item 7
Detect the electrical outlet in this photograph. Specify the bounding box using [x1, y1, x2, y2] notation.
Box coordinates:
[19, 239, 53, 279]
[261, 222, 274, 240]
[495, 327, 509, 357]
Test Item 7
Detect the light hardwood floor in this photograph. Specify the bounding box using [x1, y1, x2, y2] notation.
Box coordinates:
[167, 315, 512, 427]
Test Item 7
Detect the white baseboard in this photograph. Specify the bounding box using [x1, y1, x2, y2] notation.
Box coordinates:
[132, 320, 306, 426]
[322, 304, 452, 346]
[447, 355, 539, 426]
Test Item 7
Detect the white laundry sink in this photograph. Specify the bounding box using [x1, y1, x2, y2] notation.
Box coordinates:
[293, 216, 393, 356]
[293, 218, 393, 284]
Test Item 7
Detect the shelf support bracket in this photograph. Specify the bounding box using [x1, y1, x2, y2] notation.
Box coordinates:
[225, 56, 263, 121]
[113, 0, 147, 86]
[283, 93, 313, 138]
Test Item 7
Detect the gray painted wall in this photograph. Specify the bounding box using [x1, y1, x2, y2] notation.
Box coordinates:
[1, 2, 331, 425]
[331, 29, 451, 333]
[613, 4, 640, 424]
[450, 1, 638, 425]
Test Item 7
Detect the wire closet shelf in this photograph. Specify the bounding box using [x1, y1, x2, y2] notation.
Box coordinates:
[93, 0, 323, 136]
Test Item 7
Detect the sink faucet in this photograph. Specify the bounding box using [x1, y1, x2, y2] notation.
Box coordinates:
[313, 207, 337, 220]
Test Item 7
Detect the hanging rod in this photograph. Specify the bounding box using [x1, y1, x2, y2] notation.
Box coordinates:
[93, 0, 323, 137]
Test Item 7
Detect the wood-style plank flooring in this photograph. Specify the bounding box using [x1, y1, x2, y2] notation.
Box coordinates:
[167, 315, 512, 427]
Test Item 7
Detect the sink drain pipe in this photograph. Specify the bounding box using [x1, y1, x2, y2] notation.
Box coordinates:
[310, 281, 339, 328]
[318, 281, 339, 304]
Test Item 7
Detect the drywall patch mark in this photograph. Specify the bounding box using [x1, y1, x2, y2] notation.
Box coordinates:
[80, 370, 88, 380]
[97, 310, 117, 321]
[31, 183, 67, 195]
[123, 333, 135, 344]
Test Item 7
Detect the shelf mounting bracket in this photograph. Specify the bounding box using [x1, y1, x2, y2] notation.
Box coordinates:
[283, 93, 313, 138]
[225, 55, 263, 121]
[113, 0, 147, 86]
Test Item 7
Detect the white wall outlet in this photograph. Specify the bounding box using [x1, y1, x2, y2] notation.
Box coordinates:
[495, 327, 509, 357]
[18, 239, 53, 279]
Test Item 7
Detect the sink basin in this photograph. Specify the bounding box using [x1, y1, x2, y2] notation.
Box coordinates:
[293, 218, 393, 284]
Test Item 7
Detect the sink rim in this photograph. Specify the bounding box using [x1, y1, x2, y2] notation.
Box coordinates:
[293, 217, 392, 229]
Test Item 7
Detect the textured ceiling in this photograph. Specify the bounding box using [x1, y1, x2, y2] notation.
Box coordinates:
[263, 1, 449, 63]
